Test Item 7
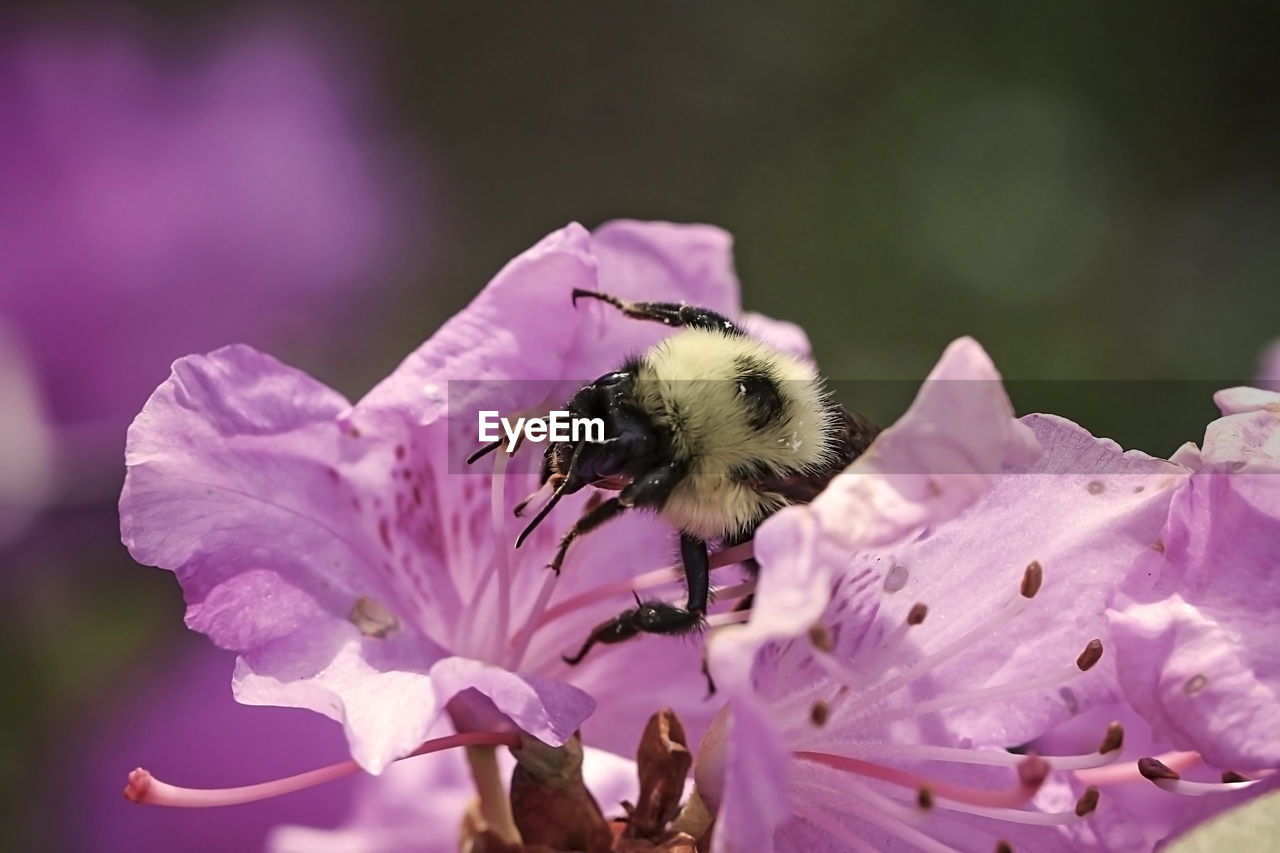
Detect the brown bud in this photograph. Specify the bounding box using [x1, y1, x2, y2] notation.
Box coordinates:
[509, 732, 613, 853]
[626, 709, 693, 842]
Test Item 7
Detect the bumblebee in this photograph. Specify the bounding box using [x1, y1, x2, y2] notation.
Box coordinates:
[470, 290, 879, 664]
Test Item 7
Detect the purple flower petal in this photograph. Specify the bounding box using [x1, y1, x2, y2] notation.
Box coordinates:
[1110, 393, 1280, 769]
[360, 219, 740, 422]
[807, 336, 1041, 550]
[121, 221, 758, 772]
[1031, 703, 1280, 851]
[695, 701, 791, 853]
[704, 405, 1199, 849]
[1109, 390, 1280, 769]
[710, 337, 1041, 688]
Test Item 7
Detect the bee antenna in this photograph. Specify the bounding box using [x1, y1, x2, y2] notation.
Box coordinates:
[466, 440, 503, 465]
[515, 441, 585, 548]
[632, 590, 643, 607]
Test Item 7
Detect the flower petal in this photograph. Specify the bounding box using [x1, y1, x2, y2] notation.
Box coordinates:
[1110, 400, 1280, 768]
[710, 337, 1041, 688]
[359, 220, 742, 423]
[807, 336, 1040, 551]
[427, 657, 594, 749]
[122, 345, 593, 772]
[698, 700, 791, 853]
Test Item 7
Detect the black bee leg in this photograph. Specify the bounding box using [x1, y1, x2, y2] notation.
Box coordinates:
[547, 496, 626, 575]
[561, 600, 708, 665]
[678, 533, 710, 617]
[561, 534, 710, 665]
[571, 289, 743, 335]
[547, 458, 685, 573]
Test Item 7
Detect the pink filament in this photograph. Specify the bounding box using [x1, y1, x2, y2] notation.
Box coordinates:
[124, 730, 521, 808]
[794, 750, 1046, 809]
[1073, 750, 1202, 787]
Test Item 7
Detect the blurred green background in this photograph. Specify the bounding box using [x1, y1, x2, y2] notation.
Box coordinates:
[2, 2, 1277, 850]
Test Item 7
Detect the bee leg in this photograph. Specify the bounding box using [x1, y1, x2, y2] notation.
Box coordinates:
[570, 289, 743, 335]
[549, 458, 685, 572]
[547, 496, 627, 574]
[561, 601, 707, 665]
[678, 533, 710, 618]
[561, 534, 709, 665]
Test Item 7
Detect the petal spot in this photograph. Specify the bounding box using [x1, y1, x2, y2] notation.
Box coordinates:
[1183, 673, 1209, 696]
[1150, 539, 1166, 554]
[349, 596, 399, 638]
[883, 564, 910, 593]
[1058, 686, 1079, 714]
[1087, 480, 1105, 495]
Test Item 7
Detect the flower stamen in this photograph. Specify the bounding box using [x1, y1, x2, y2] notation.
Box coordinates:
[1136, 757, 1267, 797]
[810, 604, 928, 696]
[1073, 749, 1201, 787]
[920, 786, 1101, 826]
[840, 722, 1124, 772]
[833, 563, 1044, 720]
[123, 730, 521, 808]
[850, 640, 1103, 729]
[794, 750, 1050, 809]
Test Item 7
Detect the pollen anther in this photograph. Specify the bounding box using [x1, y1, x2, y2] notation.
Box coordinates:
[1020, 561, 1043, 598]
[1075, 639, 1104, 671]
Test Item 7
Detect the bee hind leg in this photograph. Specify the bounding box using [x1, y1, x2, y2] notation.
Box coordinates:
[560, 533, 710, 665]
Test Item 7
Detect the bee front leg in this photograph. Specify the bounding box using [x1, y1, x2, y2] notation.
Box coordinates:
[547, 496, 626, 575]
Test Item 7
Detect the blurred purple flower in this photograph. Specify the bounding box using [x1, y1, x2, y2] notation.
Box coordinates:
[699, 373, 1280, 850]
[0, 21, 411, 506]
[0, 323, 54, 542]
[120, 221, 764, 774]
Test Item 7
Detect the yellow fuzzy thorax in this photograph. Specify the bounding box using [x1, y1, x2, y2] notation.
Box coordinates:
[633, 328, 835, 540]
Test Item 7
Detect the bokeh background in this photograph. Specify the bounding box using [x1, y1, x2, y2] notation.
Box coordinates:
[1, 3, 1277, 850]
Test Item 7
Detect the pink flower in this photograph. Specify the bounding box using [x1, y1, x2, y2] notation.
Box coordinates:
[696, 344, 1280, 850]
[120, 221, 765, 774]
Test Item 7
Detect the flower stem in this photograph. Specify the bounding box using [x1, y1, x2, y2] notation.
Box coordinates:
[465, 744, 521, 844]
